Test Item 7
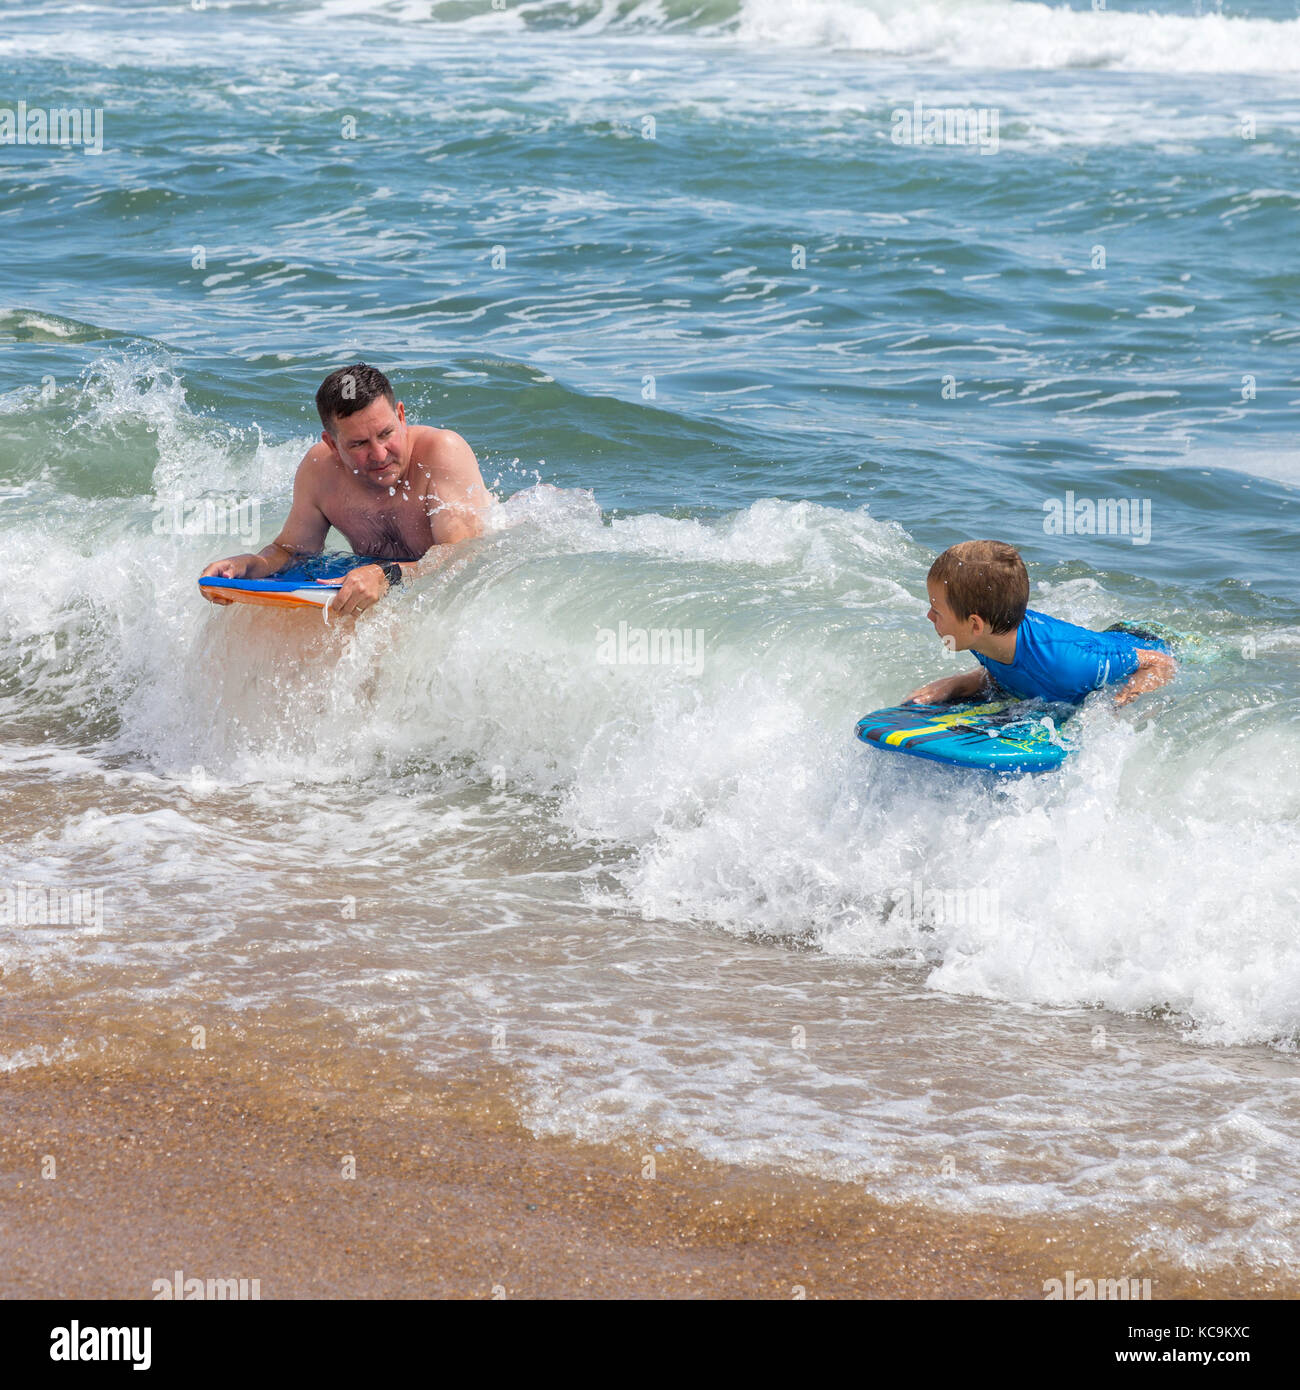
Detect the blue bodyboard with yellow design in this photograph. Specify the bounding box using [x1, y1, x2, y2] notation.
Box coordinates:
[855, 700, 1075, 773]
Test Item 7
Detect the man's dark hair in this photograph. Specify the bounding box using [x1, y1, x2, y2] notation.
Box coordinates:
[315, 363, 396, 432]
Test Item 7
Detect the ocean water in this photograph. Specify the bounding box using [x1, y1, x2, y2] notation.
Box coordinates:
[2, 0, 1299, 1276]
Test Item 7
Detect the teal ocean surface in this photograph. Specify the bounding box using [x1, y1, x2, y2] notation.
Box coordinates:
[2, 0, 1299, 1276]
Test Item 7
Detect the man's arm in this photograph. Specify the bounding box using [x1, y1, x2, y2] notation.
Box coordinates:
[1113, 647, 1176, 706]
[423, 430, 494, 548]
[199, 451, 331, 603]
[904, 667, 990, 705]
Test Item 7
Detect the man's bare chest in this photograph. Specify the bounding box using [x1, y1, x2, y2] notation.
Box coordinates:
[326, 480, 437, 561]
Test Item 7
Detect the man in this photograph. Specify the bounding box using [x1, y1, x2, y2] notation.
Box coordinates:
[200, 363, 492, 616]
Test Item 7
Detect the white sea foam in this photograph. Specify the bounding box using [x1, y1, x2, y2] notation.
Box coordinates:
[729, 0, 1300, 74]
[5, 0, 1300, 78]
[274, 0, 1300, 78]
[4, 367, 1296, 1051]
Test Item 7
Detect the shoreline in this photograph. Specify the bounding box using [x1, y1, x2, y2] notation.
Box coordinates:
[1, 1012, 1292, 1300]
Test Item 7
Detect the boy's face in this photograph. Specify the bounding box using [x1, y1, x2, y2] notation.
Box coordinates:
[926, 579, 981, 652]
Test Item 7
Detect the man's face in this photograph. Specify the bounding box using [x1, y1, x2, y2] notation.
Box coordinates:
[926, 579, 978, 652]
[325, 397, 408, 489]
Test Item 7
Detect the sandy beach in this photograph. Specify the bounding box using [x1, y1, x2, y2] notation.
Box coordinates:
[1, 1002, 1291, 1301]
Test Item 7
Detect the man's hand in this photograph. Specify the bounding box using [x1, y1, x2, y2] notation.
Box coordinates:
[199, 554, 259, 605]
[328, 564, 391, 618]
[904, 670, 988, 706]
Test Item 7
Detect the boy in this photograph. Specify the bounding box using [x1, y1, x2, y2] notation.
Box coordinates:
[906, 540, 1176, 708]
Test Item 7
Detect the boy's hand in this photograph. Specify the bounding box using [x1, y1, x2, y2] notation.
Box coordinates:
[904, 669, 989, 705]
[1114, 648, 1176, 706]
[905, 675, 967, 705]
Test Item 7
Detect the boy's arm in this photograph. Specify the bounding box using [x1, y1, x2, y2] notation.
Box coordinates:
[1113, 648, 1176, 706]
[904, 667, 990, 706]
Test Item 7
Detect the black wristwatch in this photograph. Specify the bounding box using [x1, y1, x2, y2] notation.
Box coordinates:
[380, 562, 403, 591]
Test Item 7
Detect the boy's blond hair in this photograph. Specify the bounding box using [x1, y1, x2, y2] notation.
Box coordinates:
[928, 540, 1029, 634]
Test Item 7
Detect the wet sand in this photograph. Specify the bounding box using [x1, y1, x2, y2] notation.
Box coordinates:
[1, 1009, 1293, 1301]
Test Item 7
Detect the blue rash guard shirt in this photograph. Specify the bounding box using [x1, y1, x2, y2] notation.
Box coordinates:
[971, 609, 1169, 704]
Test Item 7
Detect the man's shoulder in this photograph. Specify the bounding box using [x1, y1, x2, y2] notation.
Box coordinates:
[409, 424, 473, 462]
[294, 441, 337, 486]
[409, 427, 480, 490]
